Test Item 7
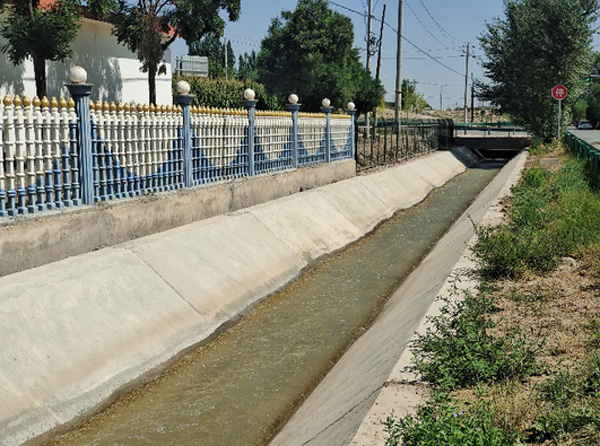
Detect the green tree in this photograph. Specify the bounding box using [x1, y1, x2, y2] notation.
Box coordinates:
[189, 33, 235, 79]
[110, 0, 240, 105]
[236, 50, 258, 81]
[479, 0, 598, 140]
[582, 52, 600, 124]
[402, 79, 429, 113]
[257, 0, 384, 112]
[0, 0, 112, 98]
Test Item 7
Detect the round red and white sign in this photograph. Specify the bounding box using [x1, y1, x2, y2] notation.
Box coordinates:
[552, 85, 568, 100]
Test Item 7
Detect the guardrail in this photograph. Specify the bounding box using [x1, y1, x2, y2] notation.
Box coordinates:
[454, 122, 528, 137]
[564, 131, 600, 187]
[355, 118, 453, 170]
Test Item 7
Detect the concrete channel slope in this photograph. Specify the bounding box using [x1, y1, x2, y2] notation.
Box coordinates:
[270, 152, 527, 446]
[0, 149, 469, 446]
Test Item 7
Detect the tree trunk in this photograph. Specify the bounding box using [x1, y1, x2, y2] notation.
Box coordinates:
[148, 63, 157, 105]
[33, 54, 47, 99]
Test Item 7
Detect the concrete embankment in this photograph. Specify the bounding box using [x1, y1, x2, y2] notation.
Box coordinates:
[0, 160, 356, 278]
[0, 149, 470, 446]
[270, 151, 527, 446]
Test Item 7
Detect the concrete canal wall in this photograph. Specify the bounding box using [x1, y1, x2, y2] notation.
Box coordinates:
[0, 149, 471, 446]
[0, 160, 356, 278]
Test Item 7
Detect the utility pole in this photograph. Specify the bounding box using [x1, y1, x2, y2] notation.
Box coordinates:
[375, 4, 386, 82]
[470, 72, 475, 122]
[366, 0, 373, 139]
[224, 36, 228, 80]
[463, 42, 470, 123]
[394, 0, 403, 125]
[367, 0, 373, 74]
[374, 4, 387, 129]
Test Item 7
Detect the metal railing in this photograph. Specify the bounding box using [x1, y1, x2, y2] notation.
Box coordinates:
[564, 131, 600, 187]
[453, 122, 528, 137]
[355, 118, 453, 170]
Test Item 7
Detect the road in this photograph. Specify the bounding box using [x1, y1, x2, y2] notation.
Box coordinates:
[569, 128, 600, 148]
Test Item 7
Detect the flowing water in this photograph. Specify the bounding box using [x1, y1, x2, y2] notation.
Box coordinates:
[47, 162, 502, 446]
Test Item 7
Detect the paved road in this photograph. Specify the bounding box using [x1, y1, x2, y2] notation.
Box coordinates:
[569, 128, 600, 147]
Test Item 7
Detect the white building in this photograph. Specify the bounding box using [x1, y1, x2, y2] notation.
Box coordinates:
[0, 10, 173, 105]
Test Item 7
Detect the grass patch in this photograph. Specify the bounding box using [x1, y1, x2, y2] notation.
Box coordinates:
[472, 159, 600, 280]
[407, 285, 538, 390]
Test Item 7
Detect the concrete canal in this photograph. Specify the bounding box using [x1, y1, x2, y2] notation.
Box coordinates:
[46, 161, 502, 446]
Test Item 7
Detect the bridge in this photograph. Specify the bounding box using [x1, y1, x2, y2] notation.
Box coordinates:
[453, 122, 530, 160]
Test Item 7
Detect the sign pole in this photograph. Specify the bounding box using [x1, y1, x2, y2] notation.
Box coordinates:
[552, 84, 568, 140]
[558, 99, 562, 140]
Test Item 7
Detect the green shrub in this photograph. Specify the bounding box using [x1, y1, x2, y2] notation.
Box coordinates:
[384, 392, 515, 446]
[173, 76, 284, 110]
[408, 288, 537, 389]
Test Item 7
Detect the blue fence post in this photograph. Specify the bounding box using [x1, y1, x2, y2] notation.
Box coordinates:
[321, 98, 332, 163]
[174, 81, 195, 188]
[243, 89, 258, 177]
[66, 67, 94, 206]
[287, 94, 300, 169]
[347, 102, 357, 160]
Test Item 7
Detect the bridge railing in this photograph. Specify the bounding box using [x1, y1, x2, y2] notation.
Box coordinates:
[355, 118, 453, 170]
[564, 131, 600, 188]
[0, 92, 355, 218]
[454, 122, 528, 137]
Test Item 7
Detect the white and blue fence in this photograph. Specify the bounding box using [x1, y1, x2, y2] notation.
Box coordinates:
[0, 87, 355, 217]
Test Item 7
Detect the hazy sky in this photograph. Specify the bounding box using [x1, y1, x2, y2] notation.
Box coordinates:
[170, 0, 594, 109]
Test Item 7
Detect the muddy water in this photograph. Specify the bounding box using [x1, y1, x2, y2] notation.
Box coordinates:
[48, 163, 501, 446]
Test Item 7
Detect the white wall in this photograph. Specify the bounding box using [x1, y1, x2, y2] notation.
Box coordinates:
[0, 17, 173, 105]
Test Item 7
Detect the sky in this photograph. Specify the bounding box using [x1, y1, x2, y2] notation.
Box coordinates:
[169, 1, 552, 109]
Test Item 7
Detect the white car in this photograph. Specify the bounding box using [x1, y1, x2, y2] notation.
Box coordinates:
[577, 120, 593, 129]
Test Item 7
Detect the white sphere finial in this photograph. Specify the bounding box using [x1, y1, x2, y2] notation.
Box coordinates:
[288, 94, 299, 105]
[176, 80, 191, 95]
[347, 102, 356, 111]
[322, 98, 331, 108]
[243, 88, 256, 100]
[69, 66, 87, 84]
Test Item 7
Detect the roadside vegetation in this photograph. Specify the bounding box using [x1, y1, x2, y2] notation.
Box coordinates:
[384, 143, 600, 445]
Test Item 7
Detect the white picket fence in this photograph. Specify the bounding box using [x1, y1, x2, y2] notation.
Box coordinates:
[0, 94, 354, 217]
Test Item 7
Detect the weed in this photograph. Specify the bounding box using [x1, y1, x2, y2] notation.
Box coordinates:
[584, 320, 600, 349]
[408, 288, 537, 390]
[504, 285, 555, 303]
[384, 392, 516, 446]
[473, 159, 600, 280]
[527, 407, 599, 443]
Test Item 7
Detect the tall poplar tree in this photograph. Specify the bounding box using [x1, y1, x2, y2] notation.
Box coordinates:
[189, 33, 235, 79]
[257, 0, 383, 113]
[479, 0, 598, 140]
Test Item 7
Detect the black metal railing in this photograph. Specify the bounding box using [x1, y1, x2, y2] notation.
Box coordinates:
[355, 119, 453, 171]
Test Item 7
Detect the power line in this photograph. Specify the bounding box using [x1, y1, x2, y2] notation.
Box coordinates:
[418, 0, 463, 44]
[327, 0, 464, 78]
[404, 0, 449, 49]
[379, 18, 464, 77]
[383, 55, 463, 60]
